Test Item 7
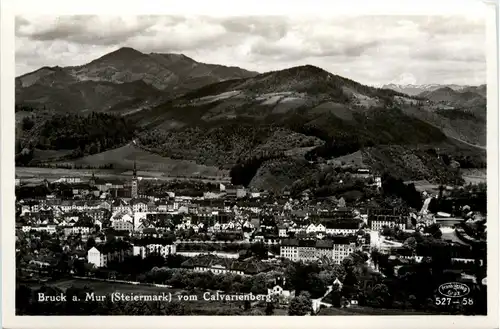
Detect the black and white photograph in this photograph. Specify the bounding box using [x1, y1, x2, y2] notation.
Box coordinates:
[2, 0, 499, 326]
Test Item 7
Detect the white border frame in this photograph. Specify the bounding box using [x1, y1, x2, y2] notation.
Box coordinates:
[1, 0, 499, 328]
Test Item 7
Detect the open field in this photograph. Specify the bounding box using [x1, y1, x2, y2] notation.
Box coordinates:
[48, 144, 229, 179]
[461, 168, 486, 185]
[404, 180, 440, 193]
[327, 150, 365, 167]
[16, 166, 230, 184]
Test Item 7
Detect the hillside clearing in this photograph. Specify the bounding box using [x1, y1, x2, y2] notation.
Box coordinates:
[327, 150, 365, 167]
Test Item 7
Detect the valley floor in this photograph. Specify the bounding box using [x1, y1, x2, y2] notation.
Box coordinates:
[15, 167, 230, 184]
[18, 142, 235, 184]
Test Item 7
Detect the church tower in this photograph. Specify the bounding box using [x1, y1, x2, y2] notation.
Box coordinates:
[89, 171, 96, 188]
[131, 161, 138, 199]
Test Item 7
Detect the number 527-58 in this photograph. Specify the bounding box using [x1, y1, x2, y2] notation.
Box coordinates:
[435, 297, 474, 306]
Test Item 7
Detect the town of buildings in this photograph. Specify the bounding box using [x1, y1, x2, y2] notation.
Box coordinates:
[15, 165, 486, 313]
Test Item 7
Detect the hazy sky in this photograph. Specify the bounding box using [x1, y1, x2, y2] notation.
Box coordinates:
[15, 15, 486, 86]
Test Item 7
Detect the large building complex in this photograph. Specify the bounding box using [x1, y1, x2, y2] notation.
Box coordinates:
[280, 237, 357, 263]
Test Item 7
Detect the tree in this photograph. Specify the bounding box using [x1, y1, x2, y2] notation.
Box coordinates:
[370, 248, 382, 269]
[342, 256, 355, 272]
[244, 300, 251, 311]
[265, 302, 275, 315]
[86, 237, 96, 250]
[403, 237, 417, 254]
[381, 173, 423, 209]
[381, 226, 393, 237]
[408, 294, 418, 309]
[250, 242, 268, 259]
[350, 251, 368, 266]
[326, 283, 342, 307]
[84, 262, 96, 276]
[288, 292, 312, 316]
[370, 283, 392, 308]
[306, 273, 327, 299]
[341, 270, 359, 299]
[250, 308, 265, 316]
[438, 185, 445, 199]
[221, 275, 234, 292]
[250, 274, 268, 295]
[21, 117, 35, 131]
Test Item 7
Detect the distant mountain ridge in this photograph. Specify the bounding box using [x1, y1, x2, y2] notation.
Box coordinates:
[16, 56, 486, 189]
[16, 47, 259, 112]
[418, 86, 486, 107]
[382, 83, 485, 96]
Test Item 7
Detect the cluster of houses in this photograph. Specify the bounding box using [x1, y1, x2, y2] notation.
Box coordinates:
[17, 184, 417, 272]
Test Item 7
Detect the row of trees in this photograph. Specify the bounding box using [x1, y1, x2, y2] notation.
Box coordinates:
[29, 163, 114, 170]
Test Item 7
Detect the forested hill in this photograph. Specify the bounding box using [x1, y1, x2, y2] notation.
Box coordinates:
[16, 112, 137, 166]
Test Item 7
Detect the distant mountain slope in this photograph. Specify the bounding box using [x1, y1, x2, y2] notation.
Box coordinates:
[16, 78, 163, 113]
[69, 47, 258, 92]
[132, 65, 409, 129]
[418, 87, 486, 108]
[131, 66, 459, 171]
[400, 105, 486, 147]
[182, 65, 404, 100]
[15, 47, 259, 112]
[382, 83, 476, 96]
[461, 85, 487, 98]
[382, 84, 487, 147]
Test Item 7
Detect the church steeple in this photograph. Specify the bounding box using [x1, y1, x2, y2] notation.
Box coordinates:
[89, 171, 96, 187]
[131, 161, 138, 199]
